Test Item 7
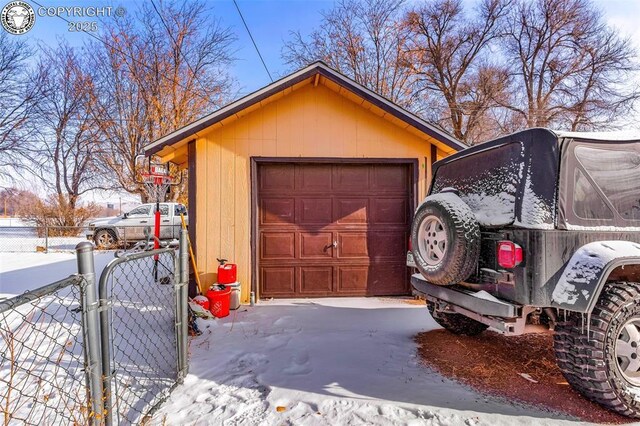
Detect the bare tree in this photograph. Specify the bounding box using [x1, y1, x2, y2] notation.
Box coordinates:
[90, 0, 236, 201]
[502, 0, 638, 130]
[0, 33, 39, 178]
[28, 42, 105, 226]
[404, 0, 510, 144]
[283, 0, 420, 110]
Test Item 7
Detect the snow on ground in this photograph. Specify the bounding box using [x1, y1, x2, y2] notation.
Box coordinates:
[0, 251, 115, 299]
[153, 298, 580, 426]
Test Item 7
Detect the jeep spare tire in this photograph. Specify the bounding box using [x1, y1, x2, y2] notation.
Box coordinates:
[410, 192, 480, 285]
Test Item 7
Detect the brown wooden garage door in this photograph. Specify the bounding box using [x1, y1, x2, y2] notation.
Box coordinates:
[257, 162, 412, 298]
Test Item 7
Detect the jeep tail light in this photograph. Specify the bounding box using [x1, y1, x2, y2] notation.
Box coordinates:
[408, 239, 412, 252]
[497, 240, 523, 269]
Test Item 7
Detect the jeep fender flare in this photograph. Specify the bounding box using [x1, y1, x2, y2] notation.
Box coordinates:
[550, 241, 640, 313]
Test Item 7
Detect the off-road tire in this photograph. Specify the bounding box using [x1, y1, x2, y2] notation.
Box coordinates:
[427, 301, 488, 336]
[554, 282, 640, 418]
[94, 229, 118, 250]
[410, 193, 480, 285]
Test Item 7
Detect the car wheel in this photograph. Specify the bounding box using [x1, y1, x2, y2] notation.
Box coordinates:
[554, 281, 640, 418]
[410, 192, 480, 285]
[427, 301, 488, 336]
[94, 229, 118, 250]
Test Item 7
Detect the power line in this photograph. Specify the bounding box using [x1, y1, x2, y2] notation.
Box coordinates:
[232, 0, 273, 82]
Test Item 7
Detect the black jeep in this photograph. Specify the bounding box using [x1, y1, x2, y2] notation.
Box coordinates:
[409, 128, 640, 418]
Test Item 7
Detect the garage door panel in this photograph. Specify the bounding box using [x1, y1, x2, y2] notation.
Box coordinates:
[371, 198, 407, 225]
[337, 266, 369, 293]
[261, 232, 295, 259]
[296, 164, 332, 191]
[300, 232, 333, 259]
[337, 232, 368, 258]
[372, 165, 408, 192]
[367, 264, 408, 295]
[332, 165, 370, 191]
[261, 267, 295, 295]
[368, 232, 406, 259]
[334, 198, 369, 224]
[297, 198, 332, 225]
[300, 267, 333, 294]
[260, 164, 294, 192]
[261, 198, 295, 225]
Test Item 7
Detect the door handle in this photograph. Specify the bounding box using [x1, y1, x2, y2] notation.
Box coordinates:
[140, 221, 148, 223]
[162, 220, 170, 223]
[323, 241, 338, 252]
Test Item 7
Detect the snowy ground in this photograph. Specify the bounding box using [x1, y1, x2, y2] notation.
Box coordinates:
[153, 298, 583, 426]
[0, 251, 115, 298]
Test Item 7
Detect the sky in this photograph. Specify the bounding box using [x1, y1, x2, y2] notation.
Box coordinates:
[5, 0, 640, 205]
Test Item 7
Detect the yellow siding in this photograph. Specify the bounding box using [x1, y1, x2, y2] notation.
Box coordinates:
[194, 82, 441, 301]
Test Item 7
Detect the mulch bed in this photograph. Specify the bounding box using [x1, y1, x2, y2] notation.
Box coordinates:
[415, 329, 636, 424]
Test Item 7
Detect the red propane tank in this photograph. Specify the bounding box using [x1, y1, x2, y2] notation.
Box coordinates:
[217, 258, 237, 284]
[206, 285, 231, 318]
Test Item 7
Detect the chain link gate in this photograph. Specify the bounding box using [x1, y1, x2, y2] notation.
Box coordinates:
[97, 231, 189, 425]
[97, 230, 189, 425]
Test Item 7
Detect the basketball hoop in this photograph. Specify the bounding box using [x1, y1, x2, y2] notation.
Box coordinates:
[141, 172, 173, 203]
[137, 159, 183, 203]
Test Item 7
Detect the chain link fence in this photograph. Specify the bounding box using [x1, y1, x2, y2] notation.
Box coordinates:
[0, 225, 182, 252]
[0, 231, 189, 425]
[0, 226, 92, 252]
[0, 276, 89, 425]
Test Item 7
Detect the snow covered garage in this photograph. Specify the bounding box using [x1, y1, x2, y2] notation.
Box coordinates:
[144, 62, 464, 302]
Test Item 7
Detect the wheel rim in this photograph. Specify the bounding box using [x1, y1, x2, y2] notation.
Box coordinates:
[417, 215, 447, 266]
[98, 233, 114, 247]
[615, 317, 640, 386]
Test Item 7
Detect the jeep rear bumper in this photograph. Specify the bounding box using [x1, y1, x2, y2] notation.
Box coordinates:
[411, 274, 519, 318]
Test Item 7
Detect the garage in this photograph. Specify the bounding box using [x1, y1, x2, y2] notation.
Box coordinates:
[258, 161, 413, 297]
[143, 61, 465, 302]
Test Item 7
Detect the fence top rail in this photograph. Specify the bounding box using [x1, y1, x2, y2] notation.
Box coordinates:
[0, 275, 82, 313]
[98, 246, 177, 295]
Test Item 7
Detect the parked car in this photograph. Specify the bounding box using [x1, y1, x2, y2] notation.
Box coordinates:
[408, 128, 640, 418]
[87, 202, 187, 249]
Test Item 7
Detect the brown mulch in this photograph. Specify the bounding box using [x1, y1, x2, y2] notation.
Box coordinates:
[415, 329, 636, 424]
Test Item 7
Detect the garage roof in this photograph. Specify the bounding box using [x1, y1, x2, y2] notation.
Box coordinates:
[143, 61, 466, 156]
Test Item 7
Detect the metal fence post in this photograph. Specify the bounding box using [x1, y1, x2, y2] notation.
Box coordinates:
[44, 225, 49, 252]
[76, 242, 104, 425]
[176, 229, 189, 379]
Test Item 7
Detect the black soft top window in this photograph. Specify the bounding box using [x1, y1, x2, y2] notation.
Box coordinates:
[564, 142, 640, 227]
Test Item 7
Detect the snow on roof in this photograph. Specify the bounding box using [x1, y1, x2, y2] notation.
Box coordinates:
[553, 129, 640, 141]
